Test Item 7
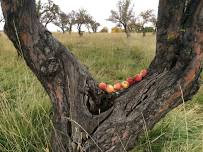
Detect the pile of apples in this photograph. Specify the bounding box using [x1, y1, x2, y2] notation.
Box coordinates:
[99, 69, 148, 94]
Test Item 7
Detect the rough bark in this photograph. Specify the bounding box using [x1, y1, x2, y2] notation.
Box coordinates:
[1, 0, 203, 152]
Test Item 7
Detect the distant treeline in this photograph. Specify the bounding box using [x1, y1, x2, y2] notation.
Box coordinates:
[0, 0, 157, 37]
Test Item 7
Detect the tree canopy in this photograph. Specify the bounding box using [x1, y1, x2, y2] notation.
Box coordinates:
[108, 0, 134, 37]
[36, 0, 60, 27]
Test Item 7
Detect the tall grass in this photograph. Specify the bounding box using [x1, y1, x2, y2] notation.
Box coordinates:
[0, 33, 51, 152]
[0, 32, 203, 152]
[54, 33, 155, 84]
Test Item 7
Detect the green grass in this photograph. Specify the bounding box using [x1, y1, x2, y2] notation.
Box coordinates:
[54, 33, 155, 84]
[0, 32, 203, 152]
[0, 34, 51, 152]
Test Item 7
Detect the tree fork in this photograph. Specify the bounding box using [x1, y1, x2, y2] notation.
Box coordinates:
[1, 0, 203, 152]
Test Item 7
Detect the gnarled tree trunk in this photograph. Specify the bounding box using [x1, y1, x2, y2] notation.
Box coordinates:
[1, 0, 203, 152]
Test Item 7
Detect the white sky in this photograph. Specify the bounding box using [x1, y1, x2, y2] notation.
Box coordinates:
[0, 0, 159, 32]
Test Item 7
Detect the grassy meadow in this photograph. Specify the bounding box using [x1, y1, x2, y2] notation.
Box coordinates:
[0, 32, 203, 152]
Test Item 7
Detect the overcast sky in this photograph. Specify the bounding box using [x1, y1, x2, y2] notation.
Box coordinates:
[0, 0, 159, 31]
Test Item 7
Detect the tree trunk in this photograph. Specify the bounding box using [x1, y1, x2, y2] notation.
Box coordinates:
[77, 25, 83, 37]
[92, 28, 96, 33]
[69, 25, 73, 34]
[62, 30, 65, 34]
[86, 25, 91, 34]
[123, 24, 130, 38]
[61, 28, 65, 34]
[142, 27, 146, 37]
[1, 0, 203, 152]
[152, 29, 156, 35]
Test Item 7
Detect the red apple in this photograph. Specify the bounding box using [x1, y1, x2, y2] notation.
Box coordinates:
[106, 85, 115, 93]
[134, 74, 142, 82]
[99, 82, 107, 90]
[121, 81, 129, 89]
[140, 69, 148, 78]
[127, 77, 134, 85]
[114, 82, 122, 91]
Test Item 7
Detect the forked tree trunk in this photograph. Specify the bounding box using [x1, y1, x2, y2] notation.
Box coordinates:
[1, 0, 203, 152]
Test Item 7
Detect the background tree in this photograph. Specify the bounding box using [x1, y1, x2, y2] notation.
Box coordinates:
[85, 16, 93, 33]
[0, 16, 3, 24]
[36, 0, 59, 27]
[36, 0, 42, 17]
[53, 11, 69, 33]
[89, 19, 100, 33]
[139, 9, 155, 36]
[150, 16, 157, 34]
[108, 0, 134, 38]
[0, 15, 3, 23]
[85, 16, 100, 33]
[1, 0, 203, 152]
[0, 8, 3, 23]
[128, 17, 142, 32]
[66, 10, 76, 34]
[75, 9, 90, 36]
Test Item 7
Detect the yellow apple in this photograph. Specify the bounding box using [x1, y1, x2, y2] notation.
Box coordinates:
[121, 81, 129, 89]
[106, 85, 115, 93]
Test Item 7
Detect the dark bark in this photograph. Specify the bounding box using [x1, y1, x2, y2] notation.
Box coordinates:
[77, 24, 83, 36]
[69, 25, 73, 34]
[61, 27, 65, 34]
[142, 27, 146, 37]
[1, 0, 203, 152]
[123, 23, 130, 38]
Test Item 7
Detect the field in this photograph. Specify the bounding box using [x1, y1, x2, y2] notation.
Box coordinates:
[0, 32, 203, 152]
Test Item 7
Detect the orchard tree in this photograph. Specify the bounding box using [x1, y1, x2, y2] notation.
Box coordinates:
[86, 16, 100, 33]
[108, 0, 134, 38]
[75, 9, 90, 36]
[67, 10, 76, 34]
[90, 20, 100, 33]
[85, 16, 92, 33]
[36, 0, 42, 17]
[53, 11, 69, 33]
[139, 9, 156, 36]
[150, 16, 157, 34]
[1, 0, 203, 152]
[36, 0, 59, 27]
[128, 17, 142, 32]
